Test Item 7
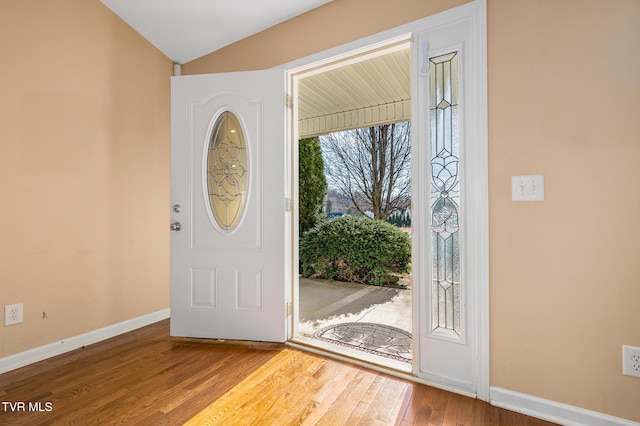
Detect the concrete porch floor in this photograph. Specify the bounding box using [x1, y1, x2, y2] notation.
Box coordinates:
[298, 277, 412, 363]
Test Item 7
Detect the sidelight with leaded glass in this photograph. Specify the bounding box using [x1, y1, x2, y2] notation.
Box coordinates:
[429, 52, 461, 339]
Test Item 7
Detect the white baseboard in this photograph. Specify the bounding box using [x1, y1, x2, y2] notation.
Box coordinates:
[0, 308, 170, 375]
[491, 387, 639, 426]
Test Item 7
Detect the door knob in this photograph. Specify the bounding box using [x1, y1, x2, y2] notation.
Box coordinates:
[170, 222, 181, 231]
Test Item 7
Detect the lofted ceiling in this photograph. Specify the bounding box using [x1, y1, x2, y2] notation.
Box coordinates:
[100, 0, 411, 137]
[100, 0, 333, 64]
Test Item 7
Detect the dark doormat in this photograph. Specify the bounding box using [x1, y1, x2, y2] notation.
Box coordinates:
[312, 322, 412, 363]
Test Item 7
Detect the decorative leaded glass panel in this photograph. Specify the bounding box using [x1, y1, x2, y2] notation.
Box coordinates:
[429, 52, 461, 339]
[206, 111, 248, 231]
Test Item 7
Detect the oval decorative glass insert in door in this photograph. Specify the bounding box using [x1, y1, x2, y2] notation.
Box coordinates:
[206, 111, 248, 231]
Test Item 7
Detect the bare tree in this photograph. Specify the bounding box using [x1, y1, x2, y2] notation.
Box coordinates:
[321, 122, 411, 220]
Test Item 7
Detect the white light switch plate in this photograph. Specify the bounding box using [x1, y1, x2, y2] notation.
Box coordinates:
[512, 175, 544, 201]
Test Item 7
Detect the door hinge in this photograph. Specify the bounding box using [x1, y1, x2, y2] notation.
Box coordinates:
[286, 302, 292, 316]
[285, 93, 293, 109]
[285, 197, 292, 212]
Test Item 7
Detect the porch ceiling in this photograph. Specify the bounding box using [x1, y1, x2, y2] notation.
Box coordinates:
[297, 47, 411, 138]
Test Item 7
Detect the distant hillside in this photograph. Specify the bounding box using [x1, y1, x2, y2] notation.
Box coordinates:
[325, 189, 358, 216]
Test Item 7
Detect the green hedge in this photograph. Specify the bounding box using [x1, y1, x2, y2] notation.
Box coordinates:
[300, 215, 411, 286]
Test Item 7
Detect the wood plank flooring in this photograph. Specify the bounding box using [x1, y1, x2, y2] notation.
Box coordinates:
[0, 319, 556, 425]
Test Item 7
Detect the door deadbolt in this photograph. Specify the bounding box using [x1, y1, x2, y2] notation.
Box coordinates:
[173, 204, 182, 213]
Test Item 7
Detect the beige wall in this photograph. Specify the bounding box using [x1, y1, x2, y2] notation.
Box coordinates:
[489, 0, 640, 421]
[183, 0, 471, 74]
[0, 1, 172, 357]
[184, 0, 640, 421]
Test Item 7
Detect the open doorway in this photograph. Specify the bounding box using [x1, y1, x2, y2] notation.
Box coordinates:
[286, 1, 488, 397]
[291, 44, 414, 372]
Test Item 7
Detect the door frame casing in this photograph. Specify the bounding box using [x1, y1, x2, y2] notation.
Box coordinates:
[282, 0, 488, 401]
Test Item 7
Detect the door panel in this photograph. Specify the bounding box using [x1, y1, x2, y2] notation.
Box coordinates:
[170, 69, 287, 342]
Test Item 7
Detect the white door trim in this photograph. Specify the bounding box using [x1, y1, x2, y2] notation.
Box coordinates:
[281, 0, 488, 401]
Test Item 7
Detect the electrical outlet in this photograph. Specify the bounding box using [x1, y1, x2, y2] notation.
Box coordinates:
[623, 345, 640, 377]
[4, 303, 23, 326]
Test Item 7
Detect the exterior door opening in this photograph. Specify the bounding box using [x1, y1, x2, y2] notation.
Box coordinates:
[291, 43, 414, 372]
[288, 3, 488, 397]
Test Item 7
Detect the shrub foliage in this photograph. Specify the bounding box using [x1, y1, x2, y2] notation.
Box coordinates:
[298, 136, 327, 236]
[300, 215, 411, 286]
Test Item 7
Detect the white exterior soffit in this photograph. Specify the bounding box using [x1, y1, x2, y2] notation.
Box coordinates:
[297, 45, 410, 138]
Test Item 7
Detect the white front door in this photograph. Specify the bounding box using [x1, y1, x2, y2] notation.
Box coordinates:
[170, 69, 288, 342]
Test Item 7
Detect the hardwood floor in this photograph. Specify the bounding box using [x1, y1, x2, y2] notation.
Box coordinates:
[0, 319, 556, 425]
